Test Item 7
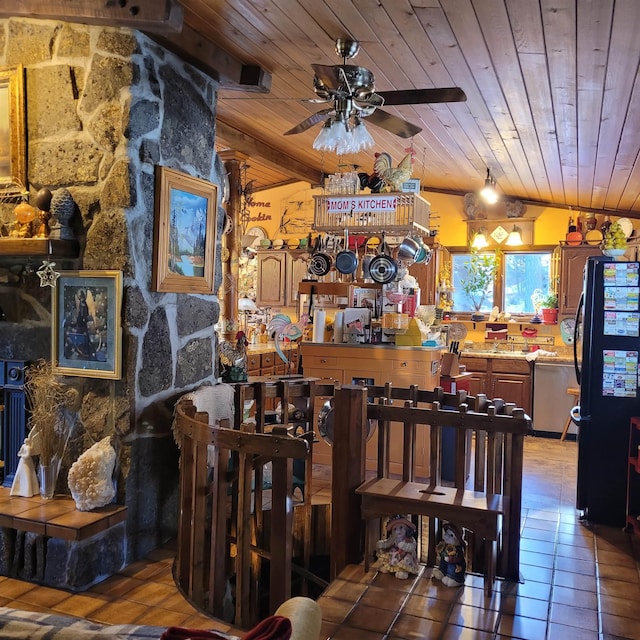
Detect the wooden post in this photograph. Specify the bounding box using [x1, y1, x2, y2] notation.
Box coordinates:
[330, 385, 367, 579]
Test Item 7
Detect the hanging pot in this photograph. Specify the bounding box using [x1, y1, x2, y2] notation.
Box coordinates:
[308, 235, 332, 277]
[368, 234, 397, 284]
[397, 236, 421, 261]
[335, 230, 358, 275]
[317, 398, 376, 446]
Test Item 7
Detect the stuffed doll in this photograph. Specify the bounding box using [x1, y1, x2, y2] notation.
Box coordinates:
[375, 515, 419, 579]
[433, 522, 467, 587]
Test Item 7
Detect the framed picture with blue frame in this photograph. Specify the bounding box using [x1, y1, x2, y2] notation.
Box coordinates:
[152, 166, 218, 294]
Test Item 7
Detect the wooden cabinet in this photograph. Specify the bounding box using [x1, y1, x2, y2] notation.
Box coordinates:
[460, 356, 532, 415]
[256, 250, 308, 308]
[409, 244, 450, 306]
[558, 245, 601, 318]
[301, 343, 441, 476]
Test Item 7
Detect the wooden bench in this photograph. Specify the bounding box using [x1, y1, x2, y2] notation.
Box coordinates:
[331, 384, 530, 596]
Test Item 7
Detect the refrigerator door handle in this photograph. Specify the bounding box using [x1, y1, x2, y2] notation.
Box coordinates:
[570, 404, 584, 426]
[573, 292, 584, 385]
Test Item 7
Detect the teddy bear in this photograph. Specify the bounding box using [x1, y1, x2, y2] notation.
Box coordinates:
[433, 522, 467, 587]
[374, 515, 419, 579]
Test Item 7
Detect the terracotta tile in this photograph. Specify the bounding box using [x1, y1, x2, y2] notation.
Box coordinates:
[439, 624, 493, 639]
[358, 585, 408, 612]
[546, 622, 599, 639]
[519, 563, 553, 583]
[89, 575, 145, 598]
[553, 569, 597, 592]
[549, 602, 598, 630]
[88, 599, 154, 625]
[601, 611, 640, 637]
[497, 613, 548, 639]
[598, 576, 640, 600]
[520, 550, 555, 569]
[500, 579, 551, 602]
[319, 619, 339, 638]
[370, 571, 419, 593]
[551, 585, 597, 609]
[596, 562, 639, 583]
[599, 593, 640, 619]
[52, 593, 109, 617]
[556, 542, 596, 562]
[345, 603, 396, 633]
[519, 537, 556, 555]
[122, 580, 178, 606]
[317, 595, 355, 623]
[388, 612, 443, 639]
[447, 602, 499, 633]
[321, 577, 368, 602]
[331, 625, 385, 639]
[0, 578, 37, 599]
[12, 585, 68, 608]
[554, 555, 596, 576]
[500, 594, 550, 620]
[133, 607, 192, 628]
[455, 585, 501, 611]
[402, 593, 451, 621]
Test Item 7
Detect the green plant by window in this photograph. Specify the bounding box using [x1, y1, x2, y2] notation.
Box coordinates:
[459, 250, 501, 313]
[541, 293, 558, 309]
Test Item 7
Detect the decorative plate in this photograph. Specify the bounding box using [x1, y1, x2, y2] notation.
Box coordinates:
[448, 322, 468, 341]
[560, 318, 576, 346]
[617, 217, 633, 238]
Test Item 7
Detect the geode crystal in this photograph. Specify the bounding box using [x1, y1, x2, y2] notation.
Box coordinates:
[67, 437, 116, 511]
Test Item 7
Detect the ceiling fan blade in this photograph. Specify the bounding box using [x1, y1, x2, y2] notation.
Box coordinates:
[376, 87, 467, 105]
[365, 109, 422, 138]
[284, 108, 334, 135]
[311, 64, 342, 89]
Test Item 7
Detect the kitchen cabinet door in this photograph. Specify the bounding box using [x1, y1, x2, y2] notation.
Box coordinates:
[558, 245, 601, 317]
[492, 373, 531, 415]
[256, 251, 287, 307]
[286, 253, 309, 308]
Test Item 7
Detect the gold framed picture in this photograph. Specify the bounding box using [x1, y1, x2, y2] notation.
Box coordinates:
[51, 270, 123, 379]
[0, 64, 26, 197]
[152, 166, 218, 293]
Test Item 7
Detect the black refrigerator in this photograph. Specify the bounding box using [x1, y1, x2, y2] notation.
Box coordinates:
[573, 256, 640, 526]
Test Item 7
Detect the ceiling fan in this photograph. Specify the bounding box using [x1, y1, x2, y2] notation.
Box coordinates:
[284, 38, 467, 140]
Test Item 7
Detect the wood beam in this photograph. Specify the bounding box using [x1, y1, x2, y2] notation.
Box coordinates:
[0, 0, 183, 32]
[216, 120, 322, 187]
[148, 23, 271, 92]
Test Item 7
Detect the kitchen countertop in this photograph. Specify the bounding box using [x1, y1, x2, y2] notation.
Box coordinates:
[460, 348, 574, 364]
[247, 342, 299, 355]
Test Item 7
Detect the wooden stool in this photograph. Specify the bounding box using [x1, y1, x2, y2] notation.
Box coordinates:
[561, 387, 580, 441]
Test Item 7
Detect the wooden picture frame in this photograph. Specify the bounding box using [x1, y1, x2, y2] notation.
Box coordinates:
[0, 64, 26, 197]
[51, 270, 123, 379]
[152, 166, 218, 293]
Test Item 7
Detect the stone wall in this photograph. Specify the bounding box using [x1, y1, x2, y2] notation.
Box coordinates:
[0, 18, 225, 563]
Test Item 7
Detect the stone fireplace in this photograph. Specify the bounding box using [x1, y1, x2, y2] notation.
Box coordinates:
[0, 17, 225, 585]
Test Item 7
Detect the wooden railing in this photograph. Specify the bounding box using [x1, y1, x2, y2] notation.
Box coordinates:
[174, 378, 532, 627]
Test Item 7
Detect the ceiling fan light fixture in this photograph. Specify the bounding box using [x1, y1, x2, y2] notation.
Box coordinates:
[312, 119, 335, 151]
[351, 117, 374, 151]
[480, 168, 499, 204]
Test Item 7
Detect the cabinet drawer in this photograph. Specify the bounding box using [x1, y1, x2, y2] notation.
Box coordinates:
[303, 367, 343, 383]
[460, 357, 488, 372]
[491, 358, 531, 374]
[304, 355, 339, 367]
[391, 358, 425, 373]
[247, 354, 261, 372]
[261, 353, 275, 368]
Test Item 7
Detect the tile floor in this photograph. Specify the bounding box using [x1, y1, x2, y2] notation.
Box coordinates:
[0, 436, 639, 639]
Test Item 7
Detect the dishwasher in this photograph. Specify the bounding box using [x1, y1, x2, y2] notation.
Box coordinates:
[533, 362, 578, 438]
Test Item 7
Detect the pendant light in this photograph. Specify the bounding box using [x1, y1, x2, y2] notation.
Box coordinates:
[505, 225, 523, 246]
[480, 168, 499, 204]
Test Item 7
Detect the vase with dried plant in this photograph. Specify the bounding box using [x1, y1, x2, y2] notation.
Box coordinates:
[24, 360, 79, 499]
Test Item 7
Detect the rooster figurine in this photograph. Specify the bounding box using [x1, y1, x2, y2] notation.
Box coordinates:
[373, 151, 414, 192]
[267, 313, 310, 368]
[218, 330, 249, 382]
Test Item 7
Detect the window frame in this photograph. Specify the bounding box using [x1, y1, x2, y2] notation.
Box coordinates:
[447, 245, 557, 319]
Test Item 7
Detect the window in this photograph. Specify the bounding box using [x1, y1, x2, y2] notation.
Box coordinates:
[451, 250, 553, 316]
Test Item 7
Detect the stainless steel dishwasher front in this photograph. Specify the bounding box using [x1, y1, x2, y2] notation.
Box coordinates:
[533, 361, 578, 437]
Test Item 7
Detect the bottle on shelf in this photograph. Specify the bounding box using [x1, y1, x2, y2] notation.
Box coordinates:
[566, 215, 582, 246]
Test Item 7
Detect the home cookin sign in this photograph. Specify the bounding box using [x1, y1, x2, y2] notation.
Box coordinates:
[326, 195, 398, 213]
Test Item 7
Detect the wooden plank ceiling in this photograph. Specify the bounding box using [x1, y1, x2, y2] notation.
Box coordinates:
[15, 0, 640, 216]
[183, 0, 640, 217]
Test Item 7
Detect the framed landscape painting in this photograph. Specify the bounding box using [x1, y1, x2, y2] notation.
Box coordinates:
[152, 166, 218, 293]
[51, 270, 123, 379]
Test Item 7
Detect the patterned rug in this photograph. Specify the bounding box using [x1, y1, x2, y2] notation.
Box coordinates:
[0, 606, 235, 639]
